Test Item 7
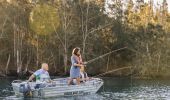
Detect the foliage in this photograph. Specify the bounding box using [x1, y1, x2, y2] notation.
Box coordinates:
[0, 0, 170, 78]
[29, 4, 60, 35]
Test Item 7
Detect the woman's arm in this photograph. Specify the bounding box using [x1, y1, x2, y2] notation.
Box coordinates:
[73, 63, 84, 68]
[79, 55, 87, 65]
[72, 55, 84, 67]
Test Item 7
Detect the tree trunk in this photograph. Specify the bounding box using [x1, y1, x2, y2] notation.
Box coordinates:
[5, 54, 10, 75]
[106, 55, 110, 71]
[36, 35, 39, 67]
[157, 53, 161, 73]
[17, 50, 20, 74]
[64, 47, 68, 74]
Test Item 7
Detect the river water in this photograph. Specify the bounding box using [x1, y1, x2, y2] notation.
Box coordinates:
[1, 77, 170, 100]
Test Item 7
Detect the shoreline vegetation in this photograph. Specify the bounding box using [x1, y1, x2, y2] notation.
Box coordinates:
[0, 0, 170, 79]
[1, 67, 170, 80]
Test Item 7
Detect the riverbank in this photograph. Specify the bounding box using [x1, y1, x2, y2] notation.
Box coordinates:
[1, 66, 170, 80]
[1, 74, 170, 80]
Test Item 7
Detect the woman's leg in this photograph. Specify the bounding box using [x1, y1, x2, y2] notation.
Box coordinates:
[76, 77, 80, 85]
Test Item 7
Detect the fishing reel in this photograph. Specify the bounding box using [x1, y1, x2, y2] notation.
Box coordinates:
[83, 62, 88, 67]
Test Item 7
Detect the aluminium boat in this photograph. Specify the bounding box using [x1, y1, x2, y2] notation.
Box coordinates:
[11, 78, 103, 98]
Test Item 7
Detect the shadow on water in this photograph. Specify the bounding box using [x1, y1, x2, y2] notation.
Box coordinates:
[2, 77, 170, 100]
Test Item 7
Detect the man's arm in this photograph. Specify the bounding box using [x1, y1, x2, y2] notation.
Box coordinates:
[47, 72, 53, 83]
[27, 74, 35, 82]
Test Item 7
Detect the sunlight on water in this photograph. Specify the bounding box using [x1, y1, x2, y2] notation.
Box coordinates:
[100, 86, 170, 100]
[2, 77, 170, 100]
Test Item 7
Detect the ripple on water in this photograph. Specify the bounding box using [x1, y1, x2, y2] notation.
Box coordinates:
[4, 94, 106, 100]
[3, 86, 170, 100]
[0, 88, 14, 97]
[100, 85, 170, 100]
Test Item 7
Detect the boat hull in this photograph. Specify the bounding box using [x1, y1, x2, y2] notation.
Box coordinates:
[12, 78, 103, 98]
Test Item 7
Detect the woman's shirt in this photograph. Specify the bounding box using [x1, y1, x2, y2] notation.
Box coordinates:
[71, 55, 79, 68]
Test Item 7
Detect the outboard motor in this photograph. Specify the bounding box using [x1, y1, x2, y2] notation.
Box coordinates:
[19, 82, 32, 98]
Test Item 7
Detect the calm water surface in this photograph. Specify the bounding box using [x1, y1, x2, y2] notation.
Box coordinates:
[1, 77, 170, 100]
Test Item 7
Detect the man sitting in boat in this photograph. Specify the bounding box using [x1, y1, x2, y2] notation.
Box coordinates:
[27, 63, 51, 83]
[80, 65, 89, 82]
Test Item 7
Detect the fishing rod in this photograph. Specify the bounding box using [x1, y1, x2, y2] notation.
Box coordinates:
[85, 47, 127, 65]
[94, 66, 131, 77]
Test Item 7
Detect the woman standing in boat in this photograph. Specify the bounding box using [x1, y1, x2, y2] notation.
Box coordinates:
[68, 47, 85, 85]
